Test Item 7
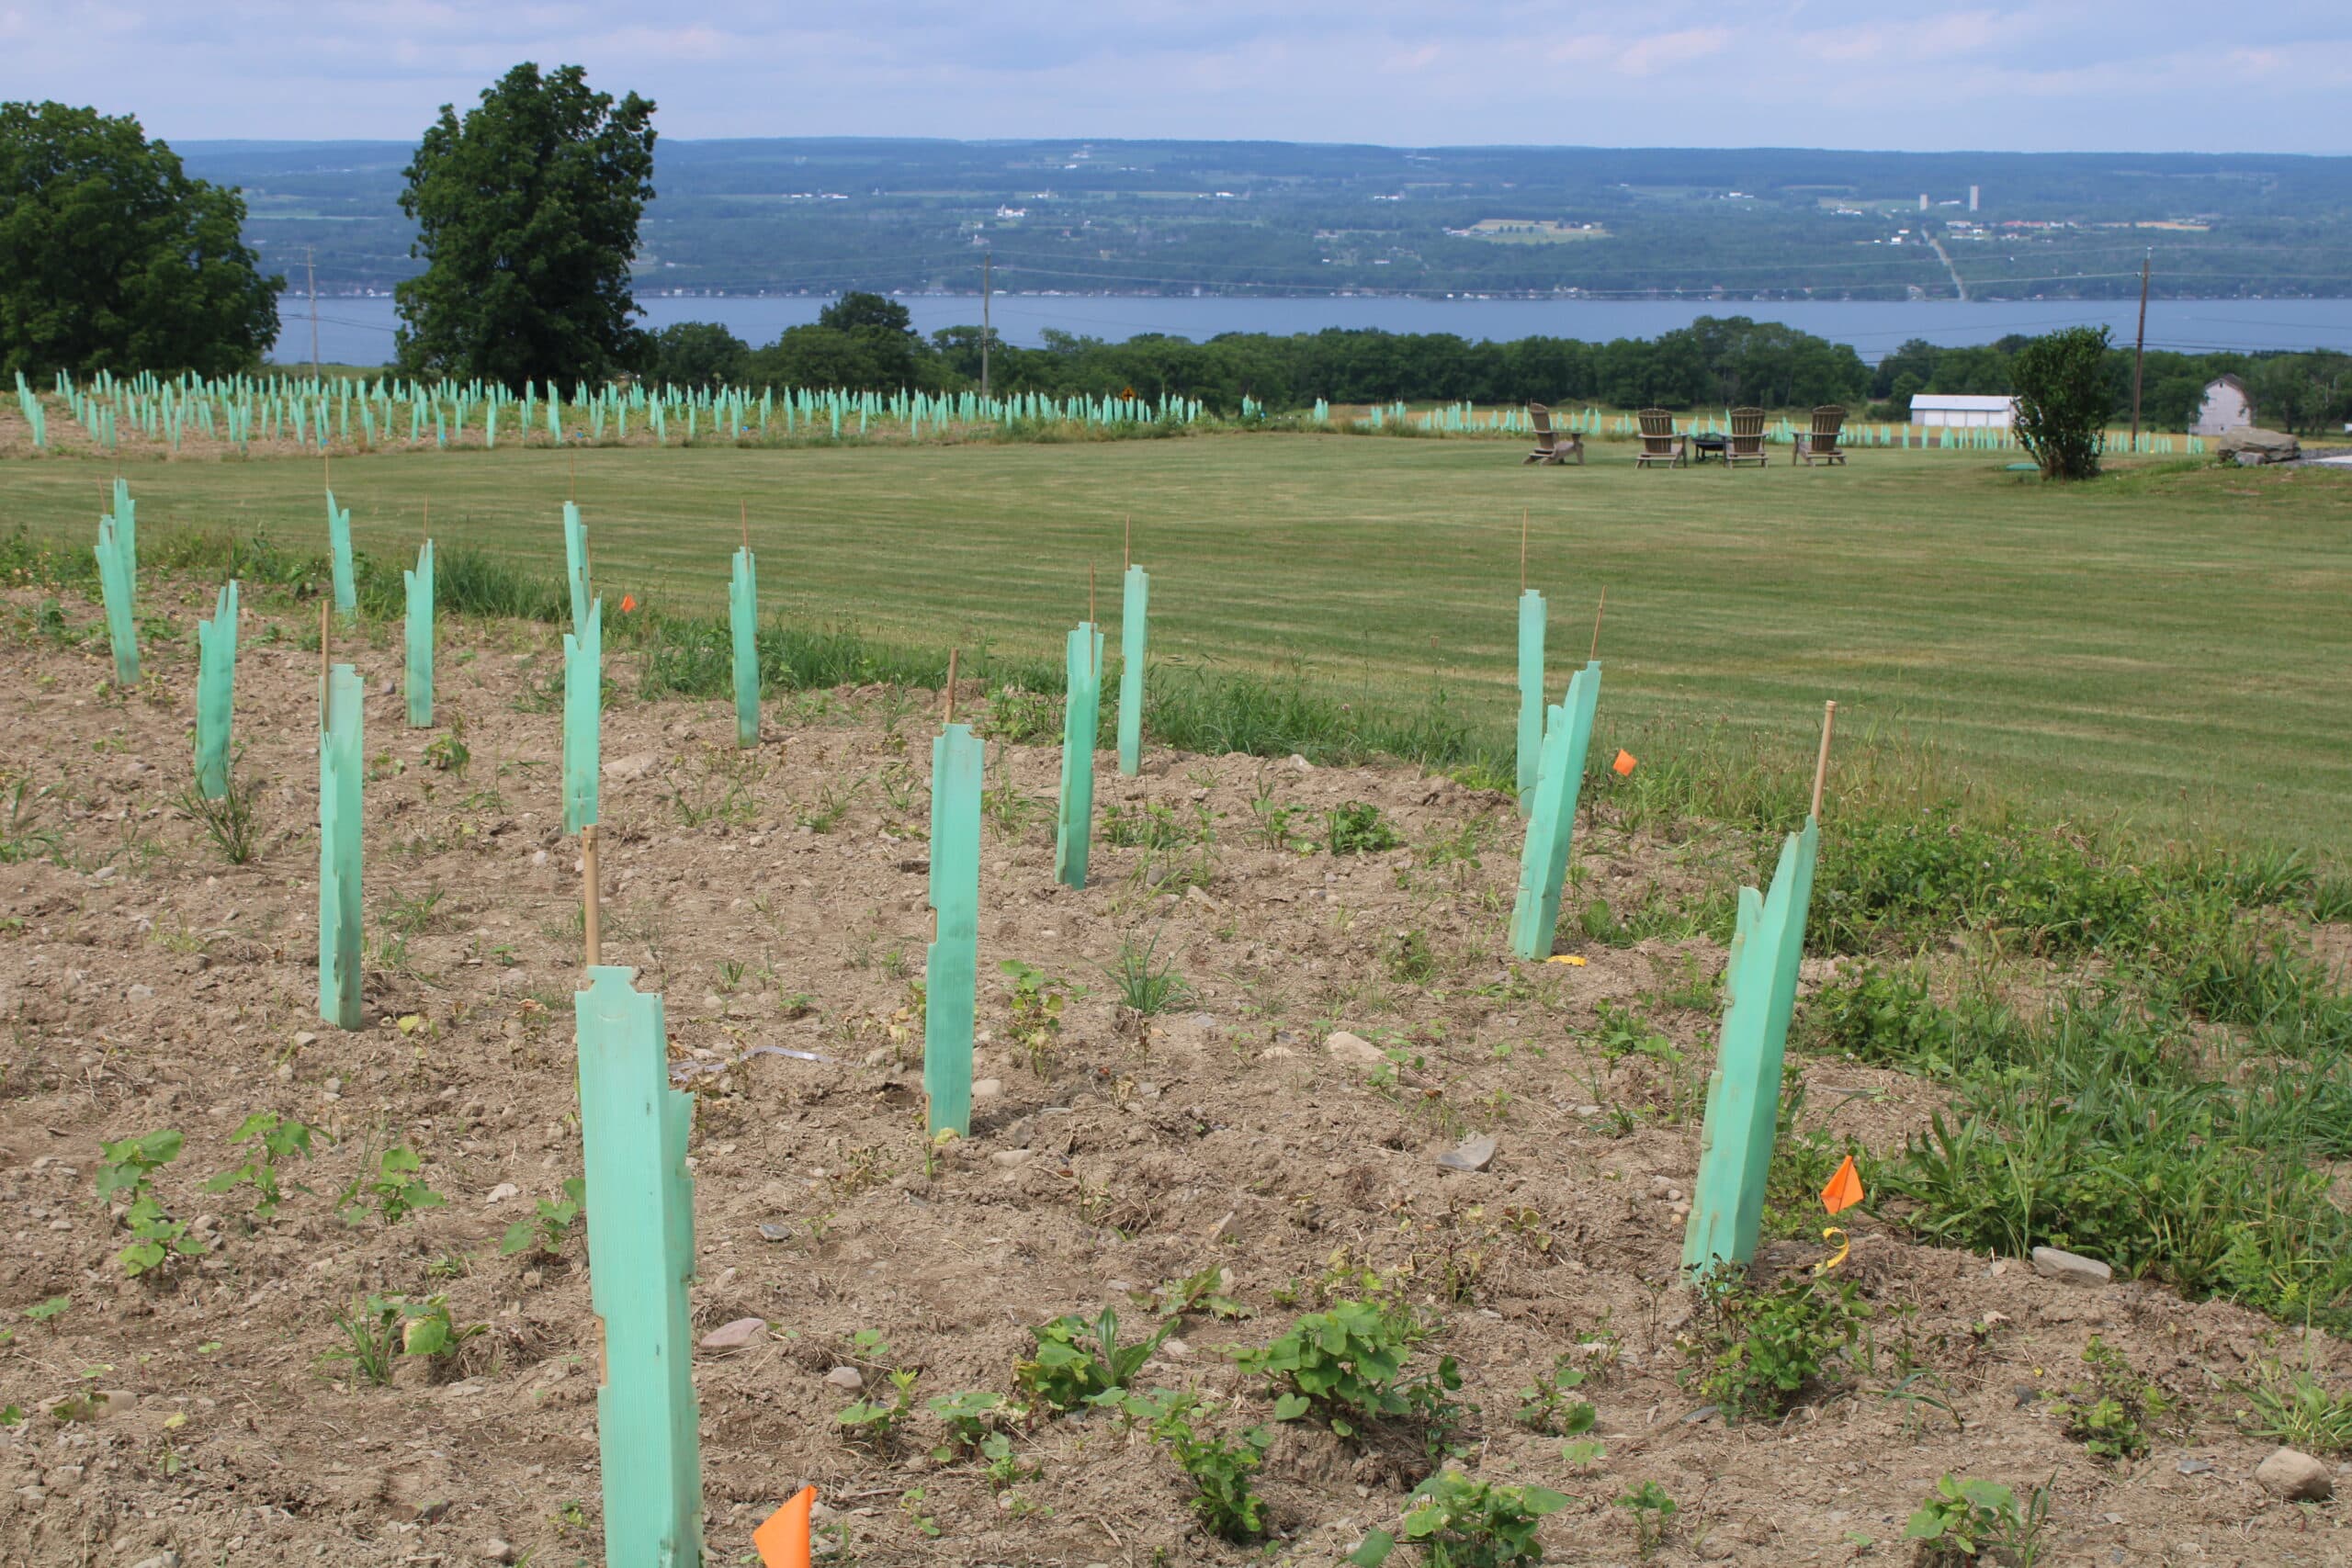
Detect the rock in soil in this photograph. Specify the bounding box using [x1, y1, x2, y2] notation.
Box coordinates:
[2030, 1246, 2112, 1286]
[1436, 1134, 1497, 1172]
[2256, 1448, 2333, 1501]
[697, 1316, 767, 1352]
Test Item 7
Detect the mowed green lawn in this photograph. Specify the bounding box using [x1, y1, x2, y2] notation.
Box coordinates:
[7, 434, 2350, 853]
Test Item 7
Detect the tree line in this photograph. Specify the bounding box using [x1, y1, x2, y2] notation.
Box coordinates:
[651, 304, 1878, 412]
[649, 299, 2352, 430]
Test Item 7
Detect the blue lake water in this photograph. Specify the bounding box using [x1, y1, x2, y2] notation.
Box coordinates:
[277, 294, 2352, 368]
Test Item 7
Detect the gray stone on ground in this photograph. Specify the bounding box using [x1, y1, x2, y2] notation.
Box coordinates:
[1436, 1134, 1497, 1172]
[824, 1365, 865, 1390]
[2030, 1246, 2111, 1286]
[2215, 427, 2300, 463]
[1325, 1030, 1384, 1066]
[2256, 1447, 2333, 1501]
[696, 1316, 767, 1352]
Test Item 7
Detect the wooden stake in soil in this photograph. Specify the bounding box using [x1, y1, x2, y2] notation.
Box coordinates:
[582, 824, 602, 968]
[1589, 587, 1607, 663]
[1810, 701, 1838, 821]
[943, 648, 960, 726]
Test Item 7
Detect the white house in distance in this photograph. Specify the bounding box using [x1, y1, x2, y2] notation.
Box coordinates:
[1910, 393, 2017, 429]
[2191, 374, 2254, 435]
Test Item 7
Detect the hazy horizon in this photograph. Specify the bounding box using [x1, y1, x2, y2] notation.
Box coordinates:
[8, 3, 2347, 155]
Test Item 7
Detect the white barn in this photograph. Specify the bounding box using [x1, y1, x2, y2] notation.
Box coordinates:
[2191, 374, 2253, 435]
[1910, 393, 2017, 429]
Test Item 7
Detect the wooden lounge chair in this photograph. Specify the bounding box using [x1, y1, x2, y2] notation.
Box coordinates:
[1792, 405, 1849, 467]
[1522, 403, 1585, 466]
[1726, 406, 1768, 468]
[1634, 408, 1687, 468]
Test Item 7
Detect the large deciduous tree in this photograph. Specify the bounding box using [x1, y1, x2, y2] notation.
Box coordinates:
[2012, 325, 2111, 480]
[0, 102, 282, 378]
[395, 63, 655, 387]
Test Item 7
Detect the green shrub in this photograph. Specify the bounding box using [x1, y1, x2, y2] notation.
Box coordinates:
[499, 1178, 585, 1258]
[1013, 1308, 1169, 1412]
[96, 1130, 206, 1277]
[1351, 1471, 1571, 1567]
[1237, 1299, 1468, 1456]
[1905, 1474, 2051, 1566]
[1326, 801, 1401, 855]
[202, 1111, 316, 1221]
[2011, 324, 2110, 480]
[1691, 1274, 1868, 1423]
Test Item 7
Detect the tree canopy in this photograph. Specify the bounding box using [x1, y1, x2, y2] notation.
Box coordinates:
[0, 102, 281, 378]
[395, 63, 655, 387]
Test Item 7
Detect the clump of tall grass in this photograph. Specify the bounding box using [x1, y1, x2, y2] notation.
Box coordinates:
[1810, 969, 2352, 1329]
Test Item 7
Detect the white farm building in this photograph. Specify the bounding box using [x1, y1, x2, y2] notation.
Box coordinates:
[1910, 393, 2017, 429]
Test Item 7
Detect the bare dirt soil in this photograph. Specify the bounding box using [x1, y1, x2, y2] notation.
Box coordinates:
[0, 580, 2345, 1567]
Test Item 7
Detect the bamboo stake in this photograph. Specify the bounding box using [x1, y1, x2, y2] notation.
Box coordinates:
[582, 823, 602, 967]
[741, 499, 750, 553]
[1810, 701, 1838, 820]
[1520, 508, 1528, 593]
[1589, 587, 1606, 661]
[318, 598, 330, 714]
[943, 648, 959, 726]
[1089, 563, 1099, 674]
[1124, 514, 1132, 572]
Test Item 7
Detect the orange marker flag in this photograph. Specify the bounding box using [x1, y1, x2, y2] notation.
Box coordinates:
[1820, 1154, 1864, 1215]
[1611, 750, 1637, 776]
[754, 1484, 816, 1568]
[619, 593, 638, 614]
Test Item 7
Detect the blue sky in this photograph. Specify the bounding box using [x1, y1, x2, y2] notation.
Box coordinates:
[7, 2, 2348, 152]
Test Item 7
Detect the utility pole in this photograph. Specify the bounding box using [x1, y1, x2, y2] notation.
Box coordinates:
[307, 246, 321, 379]
[980, 252, 992, 402]
[2129, 250, 2150, 450]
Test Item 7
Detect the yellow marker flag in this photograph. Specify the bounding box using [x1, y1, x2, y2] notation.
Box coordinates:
[1544, 954, 1588, 966]
[754, 1484, 816, 1568]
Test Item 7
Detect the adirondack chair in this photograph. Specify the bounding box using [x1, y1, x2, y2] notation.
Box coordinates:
[1792, 405, 1849, 467]
[1726, 407, 1768, 468]
[1634, 408, 1687, 468]
[1522, 403, 1585, 466]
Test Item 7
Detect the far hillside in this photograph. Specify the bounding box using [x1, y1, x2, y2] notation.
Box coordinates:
[176, 138, 2352, 301]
